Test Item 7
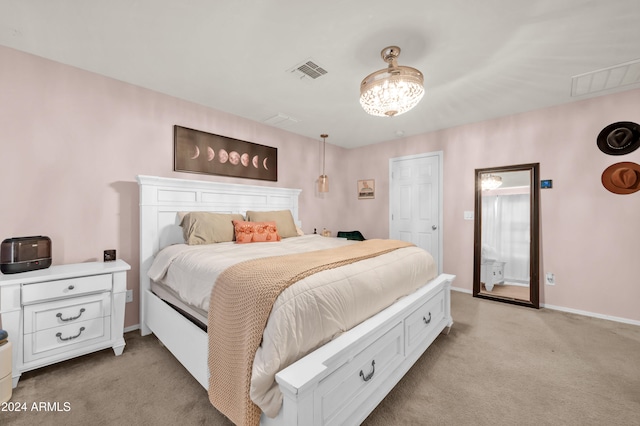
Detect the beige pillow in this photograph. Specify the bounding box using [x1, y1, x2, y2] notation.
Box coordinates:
[245, 210, 297, 238]
[180, 212, 244, 245]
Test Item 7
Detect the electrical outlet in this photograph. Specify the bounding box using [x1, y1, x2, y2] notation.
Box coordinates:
[545, 273, 555, 285]
[126, 289, 133, 303]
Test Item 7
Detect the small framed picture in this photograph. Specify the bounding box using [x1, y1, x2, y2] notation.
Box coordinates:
[357, 179, 375, 199]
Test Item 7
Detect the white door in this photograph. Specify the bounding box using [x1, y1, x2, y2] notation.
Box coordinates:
[389, 152, 442, 272]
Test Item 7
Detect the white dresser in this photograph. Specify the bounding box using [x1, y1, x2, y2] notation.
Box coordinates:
[0, 260, 130, 387]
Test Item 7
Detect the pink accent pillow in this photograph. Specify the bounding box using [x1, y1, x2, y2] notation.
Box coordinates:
[232, 220, 281, 243]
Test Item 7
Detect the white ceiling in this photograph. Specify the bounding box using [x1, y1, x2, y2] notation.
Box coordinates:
[1, 0, 639, 148]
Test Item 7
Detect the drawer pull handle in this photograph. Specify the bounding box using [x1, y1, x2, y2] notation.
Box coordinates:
[56, 308, 86, 322]
[423, 312, 432, 325]
[56, 327, 85, 342]
[68, 285, 75, 290]
[359, 360, 376, 382]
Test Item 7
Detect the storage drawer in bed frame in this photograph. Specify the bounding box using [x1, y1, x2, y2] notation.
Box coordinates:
[270, 275, 453, 426]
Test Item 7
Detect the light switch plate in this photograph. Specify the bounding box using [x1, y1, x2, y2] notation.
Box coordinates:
[463, 211, 474, 220]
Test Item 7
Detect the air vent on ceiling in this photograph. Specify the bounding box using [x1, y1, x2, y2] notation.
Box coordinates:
[263, 113, 300, 128]
[287, 58, 328, 81]
[571, 59, 640, 97]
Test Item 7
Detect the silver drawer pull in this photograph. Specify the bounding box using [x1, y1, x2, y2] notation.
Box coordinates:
[67, 285, 75, 290]
[359, 360, 376, 382]
[56, 308, 86, 322]
[56, 327, 85, 341]
[423, 312, 432, 325]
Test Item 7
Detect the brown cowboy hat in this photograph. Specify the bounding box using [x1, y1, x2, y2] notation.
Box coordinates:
[601, 162, 640, 194]
[597, 121, 640, 156]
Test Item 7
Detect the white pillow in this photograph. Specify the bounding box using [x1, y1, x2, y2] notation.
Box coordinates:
[481, 244, 498, 262]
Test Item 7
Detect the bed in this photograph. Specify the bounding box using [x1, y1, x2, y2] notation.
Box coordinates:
[137, 175, 454, 426]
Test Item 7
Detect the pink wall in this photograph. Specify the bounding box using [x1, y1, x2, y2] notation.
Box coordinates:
[1, 45, 638, 326]
[344, 89, 640, 323]
[0, 45, 346, 328]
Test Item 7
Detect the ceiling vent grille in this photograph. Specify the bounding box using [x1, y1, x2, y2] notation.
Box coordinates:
[263, 113, 300, 128]
[571, 59, 640, 97]
[288, 59, 328, 81]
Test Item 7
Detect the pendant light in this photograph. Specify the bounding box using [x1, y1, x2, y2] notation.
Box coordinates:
[360, 46, 424, 117]
[481, 174, 503, 191]
[318, 134, 329, 192]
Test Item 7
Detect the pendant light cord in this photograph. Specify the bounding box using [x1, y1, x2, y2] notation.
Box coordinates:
[321, 134, 328, 175]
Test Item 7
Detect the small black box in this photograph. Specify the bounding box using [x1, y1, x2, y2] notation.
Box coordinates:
[104, 249, 116, 262]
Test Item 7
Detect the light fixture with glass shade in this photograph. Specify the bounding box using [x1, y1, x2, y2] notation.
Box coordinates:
[360, 46, 425, 117]
[318, 134, 329, 192]
[481, 174, 503, 191]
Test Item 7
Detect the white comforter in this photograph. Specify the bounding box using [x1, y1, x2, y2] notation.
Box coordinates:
[148, 234, 437, 417]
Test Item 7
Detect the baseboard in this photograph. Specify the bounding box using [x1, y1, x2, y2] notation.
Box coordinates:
[124, 324, 141, 333]
[450, 287, 640, 327]
[541, 303, 640, 327]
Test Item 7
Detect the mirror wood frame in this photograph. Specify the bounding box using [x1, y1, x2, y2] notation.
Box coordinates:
[473, 163, 540, 308]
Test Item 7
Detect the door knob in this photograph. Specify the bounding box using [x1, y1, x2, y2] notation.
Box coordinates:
[432, 225, 437, 230]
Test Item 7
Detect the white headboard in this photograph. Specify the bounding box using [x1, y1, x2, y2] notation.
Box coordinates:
[137, 175, 302, 302]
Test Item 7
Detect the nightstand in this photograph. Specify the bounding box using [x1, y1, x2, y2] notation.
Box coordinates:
[0, 260, 130, 388]
[481, 259, 506, 291]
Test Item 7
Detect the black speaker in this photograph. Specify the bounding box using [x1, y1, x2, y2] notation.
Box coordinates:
[0, 236, 52, 274]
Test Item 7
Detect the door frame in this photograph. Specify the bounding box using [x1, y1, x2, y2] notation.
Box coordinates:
[388, 151, 444, 274]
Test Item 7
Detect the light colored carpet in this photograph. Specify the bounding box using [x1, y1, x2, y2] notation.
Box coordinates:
[4, 291, 640, 426]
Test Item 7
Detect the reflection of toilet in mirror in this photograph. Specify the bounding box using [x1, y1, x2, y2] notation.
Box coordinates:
[480, 244, 506, 291]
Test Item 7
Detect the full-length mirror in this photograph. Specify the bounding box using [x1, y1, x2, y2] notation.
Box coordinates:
[473, 163, 540, 308]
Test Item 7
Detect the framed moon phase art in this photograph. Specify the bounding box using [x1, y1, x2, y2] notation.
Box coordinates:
[174, 125, 277, 181]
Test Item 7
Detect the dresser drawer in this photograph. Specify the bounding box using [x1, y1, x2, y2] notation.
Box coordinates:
[316, 322, 404, 425]
[23, 292, 111, 334]
[405, 288, 445, 354]
[22, 274, 112, 305]
[24, 317, 111, 363]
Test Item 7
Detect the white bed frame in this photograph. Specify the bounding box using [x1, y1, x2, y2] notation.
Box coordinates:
[137, 175, 454, 426]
